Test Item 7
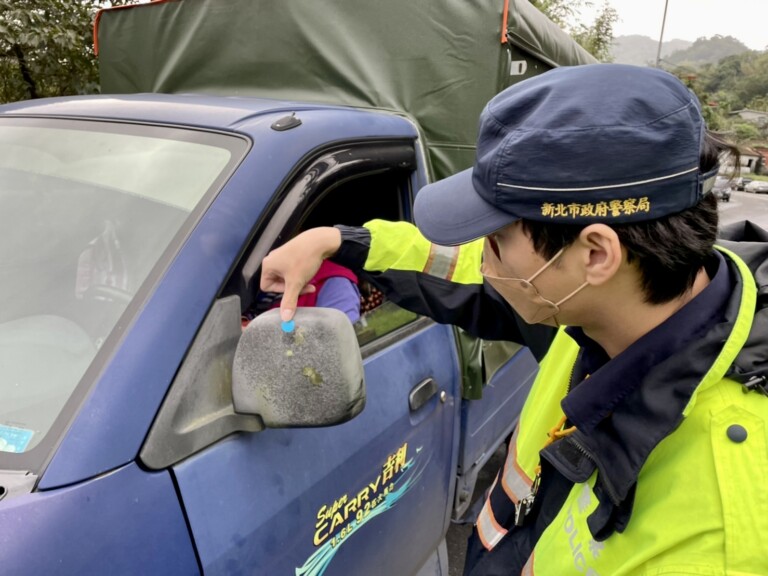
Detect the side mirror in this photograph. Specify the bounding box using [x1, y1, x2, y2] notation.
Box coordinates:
[232, 308, 365, 427]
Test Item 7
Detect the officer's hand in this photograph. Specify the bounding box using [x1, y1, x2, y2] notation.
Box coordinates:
[260, 227, 342, 321]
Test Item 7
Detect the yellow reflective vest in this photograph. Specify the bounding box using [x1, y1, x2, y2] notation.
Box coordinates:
[479, 323, 768, 575]
[348, 220, 768, 575]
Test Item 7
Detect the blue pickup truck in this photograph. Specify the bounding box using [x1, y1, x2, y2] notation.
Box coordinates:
[0, 94, 539, 575]
[0, 0, 597, 573]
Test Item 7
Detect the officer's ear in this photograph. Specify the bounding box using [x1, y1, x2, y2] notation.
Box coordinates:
[577, 224, 622, 287]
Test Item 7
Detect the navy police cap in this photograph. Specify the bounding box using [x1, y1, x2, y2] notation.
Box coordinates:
[414, 64, 718, 246]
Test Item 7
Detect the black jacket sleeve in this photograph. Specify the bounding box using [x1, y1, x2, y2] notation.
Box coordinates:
[331, 223, 555, 361]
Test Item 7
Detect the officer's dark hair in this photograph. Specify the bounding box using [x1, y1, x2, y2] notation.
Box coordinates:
[521, 131, 737, 304]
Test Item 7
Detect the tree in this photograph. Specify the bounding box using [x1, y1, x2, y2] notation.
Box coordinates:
[733, 122, 761, 142]
[665, 35, 748, 68]
[528, 0, 587, 28]
[667, 45, 768, 145]
[737, 53, 768, 109]
[571, 3, 619, 63]
[529, 0, 618, 62]
[747, 95, 768, 113]
[0, 0, 138, 103]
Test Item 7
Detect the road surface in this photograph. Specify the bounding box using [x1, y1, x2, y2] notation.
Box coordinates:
[719, 190, 768, 229]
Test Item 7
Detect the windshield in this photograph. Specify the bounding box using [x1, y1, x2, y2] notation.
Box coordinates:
[0, 118, 246, 456]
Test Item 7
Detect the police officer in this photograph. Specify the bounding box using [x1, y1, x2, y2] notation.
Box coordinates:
[261, 64, 768, 575]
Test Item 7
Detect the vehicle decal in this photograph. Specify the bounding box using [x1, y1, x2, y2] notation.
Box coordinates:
[296, 443, 426, 576]
[0, 424, 34, 453]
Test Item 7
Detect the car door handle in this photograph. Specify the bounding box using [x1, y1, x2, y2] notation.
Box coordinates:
[409, 378, 438, 412]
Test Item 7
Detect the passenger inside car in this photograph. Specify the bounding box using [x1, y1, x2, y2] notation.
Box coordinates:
[244, 259, 361, 327]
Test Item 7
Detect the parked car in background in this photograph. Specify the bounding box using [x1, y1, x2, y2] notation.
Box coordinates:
[736, 177, 753, 191]
[713, 176, 733, 202]
[745, 179, 768, 194]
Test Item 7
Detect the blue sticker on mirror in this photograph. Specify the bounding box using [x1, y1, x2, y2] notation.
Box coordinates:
[0, 425, 34, 453]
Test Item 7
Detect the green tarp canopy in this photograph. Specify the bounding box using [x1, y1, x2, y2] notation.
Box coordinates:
[97, 0, 596, 180]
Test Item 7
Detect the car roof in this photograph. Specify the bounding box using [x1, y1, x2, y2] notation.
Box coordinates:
[0, 93, 410, 135]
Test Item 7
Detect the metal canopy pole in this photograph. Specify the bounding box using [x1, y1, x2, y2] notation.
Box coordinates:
[655, 0, 671, 67]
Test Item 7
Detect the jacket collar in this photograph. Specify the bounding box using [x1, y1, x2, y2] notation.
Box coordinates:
[541, 248, 756, 540]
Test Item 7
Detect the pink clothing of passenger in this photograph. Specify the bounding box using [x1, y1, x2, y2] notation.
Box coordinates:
[271, 260, 361, 323]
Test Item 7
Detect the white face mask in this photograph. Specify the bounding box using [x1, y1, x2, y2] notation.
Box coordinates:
[480, 239, 588, 327]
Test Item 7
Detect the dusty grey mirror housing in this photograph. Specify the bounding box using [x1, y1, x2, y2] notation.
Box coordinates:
[232, 308, 365, 427]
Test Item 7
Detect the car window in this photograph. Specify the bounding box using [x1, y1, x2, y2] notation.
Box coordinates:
[356, 300, 419, 346]
[297, 169, 419, 347]
[0, 118, 246, 454]
[231, 142, 421, 350]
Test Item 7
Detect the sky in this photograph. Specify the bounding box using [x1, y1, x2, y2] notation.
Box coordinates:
[580, 0, 767, 50]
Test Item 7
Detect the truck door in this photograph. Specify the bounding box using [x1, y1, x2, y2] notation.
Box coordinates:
[159, 141, 461, 575]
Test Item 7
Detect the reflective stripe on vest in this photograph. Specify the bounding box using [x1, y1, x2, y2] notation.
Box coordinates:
[476, 425, 535, 551]
[422, 243, 460, 280]
[501, 425, 534, 504]
[521, 552, 535, 576]
[363, 220, 485, 285]
[476, 477, 508, 550]
[474, 331, 576, 553]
